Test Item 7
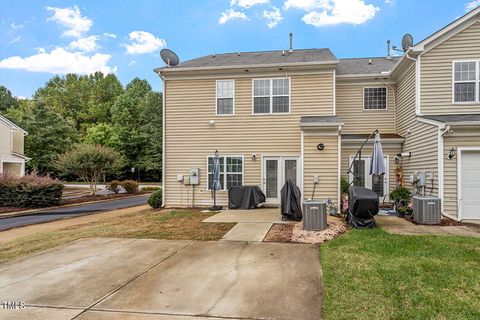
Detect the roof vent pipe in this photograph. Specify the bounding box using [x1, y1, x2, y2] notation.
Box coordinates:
[289, 32, 294, 53]
[386, 40, 392, 60]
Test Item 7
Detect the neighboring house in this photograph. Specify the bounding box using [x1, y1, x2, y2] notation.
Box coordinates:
[156, 7, 480, 221]
[0, 115, 29, 176]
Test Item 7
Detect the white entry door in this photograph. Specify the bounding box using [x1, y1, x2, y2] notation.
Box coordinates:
[262, 156, 300, 204]
[460, 150, 480, 220]
[349, 155, 389, 200]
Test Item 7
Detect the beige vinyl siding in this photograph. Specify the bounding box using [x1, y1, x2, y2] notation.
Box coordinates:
[395, 63, 439, 196]
[303, 134, 338, 201]
[341, 143, 401, 197]
[336, 81, 396, 134]
[164, 73, 334, 207]
[421, 21, 480, 114]
[443, 134, 480, 219]
[0, 125, 10, 158]
[11, 130, 24, 154]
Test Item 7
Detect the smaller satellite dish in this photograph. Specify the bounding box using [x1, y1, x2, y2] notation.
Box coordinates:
[401, 34, 414, 51]
[160, 49, 180, 67]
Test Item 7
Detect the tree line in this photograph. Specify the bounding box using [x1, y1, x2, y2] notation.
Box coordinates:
[0, 72, 162, 181]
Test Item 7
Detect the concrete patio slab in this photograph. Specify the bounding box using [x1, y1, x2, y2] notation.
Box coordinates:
[0, 238, 192, 308]
[0, 306, 82, 320]
[95, 241, 322, 320]
[0, 238, 322, 320]
[221, 222, 273, 241]
[203, 208, 281, 223]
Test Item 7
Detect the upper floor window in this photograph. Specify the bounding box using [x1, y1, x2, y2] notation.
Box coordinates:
[453, 61, 477, 103]
[207, 155, 243, 190]
[216, 80, 234, 115]
[363, 87, 387, 110]
[253, 78, 290, 114]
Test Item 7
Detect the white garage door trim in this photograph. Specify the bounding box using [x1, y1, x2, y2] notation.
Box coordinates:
[457, 147, 480, 220]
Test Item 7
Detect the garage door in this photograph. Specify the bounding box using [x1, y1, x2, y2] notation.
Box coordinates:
[461, 150, 480, 220]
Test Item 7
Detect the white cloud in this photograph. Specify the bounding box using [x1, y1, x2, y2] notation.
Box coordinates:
[128, 60, 136, 66]
[384, 0, 394, 4]
[284, 0, 330, 11]
[103, 32, 116, 39]
[46, 5, 92, 38]
[219, 9, 249, 24]
[285, 0, 379, 26]
[9, 36, 21, 44]
[123, 31, 166, 54]
[0, 47, 116, 74]
[230, 0, 270, 8]
[69, 35, 100, 52]
[263, 7, 283, 28]
[10, 22, 24, 30]
[466, 0, 480, 11]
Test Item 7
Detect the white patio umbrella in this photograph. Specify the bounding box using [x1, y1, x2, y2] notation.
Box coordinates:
[370, 132, 386, 176]
[210, 150, 222, 210]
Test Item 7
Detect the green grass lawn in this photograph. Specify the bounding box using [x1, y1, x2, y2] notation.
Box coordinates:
[321, 228, 480, 320]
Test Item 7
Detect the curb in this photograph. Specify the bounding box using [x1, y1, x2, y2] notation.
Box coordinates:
[0, 194, 150, 220]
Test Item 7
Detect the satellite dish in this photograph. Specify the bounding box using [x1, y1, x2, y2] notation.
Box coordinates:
[401, 34, 414, 51]
[160, 49, 179, 67]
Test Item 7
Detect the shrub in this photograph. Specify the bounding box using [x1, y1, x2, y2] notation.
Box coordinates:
[107, 180, 121, 194]
[121, 180, 139, 194]
[147, 189, 162, 208]
[140, 186, 160, 192]
[340, 177, 350, 195]
[0, 173, 63, 208]
[390, 186, 412, 203]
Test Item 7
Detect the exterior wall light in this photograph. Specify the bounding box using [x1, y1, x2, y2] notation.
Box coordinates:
[317, 143, 325, 151]
[251, 154, 257, 160]
[447, 147, 456, 160]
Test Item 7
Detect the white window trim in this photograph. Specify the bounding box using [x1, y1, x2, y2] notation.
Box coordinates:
[206, 155, 245, 191]
[451, 60, 479, 105]
[252, 77, 291, 115]
[362, 86, 388, 111]
[216, 79, 235, 116]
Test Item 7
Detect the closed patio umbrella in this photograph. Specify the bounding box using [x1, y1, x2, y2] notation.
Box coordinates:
[370, 132, 386, 176]
[210, 150, 223, 211]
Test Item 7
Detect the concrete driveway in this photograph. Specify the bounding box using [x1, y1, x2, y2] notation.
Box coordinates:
[0, 238, 322, 320]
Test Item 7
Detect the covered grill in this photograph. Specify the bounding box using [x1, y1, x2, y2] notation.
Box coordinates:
[347, 186, 378, 228]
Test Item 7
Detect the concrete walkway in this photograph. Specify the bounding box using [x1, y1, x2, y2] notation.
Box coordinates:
[0, 238, 322, 320]
[376, 215, 480, 237]
[203, 208, 283, 242]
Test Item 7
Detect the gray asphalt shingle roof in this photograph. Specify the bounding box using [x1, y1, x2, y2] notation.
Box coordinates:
[336, 57, 401, 75]
[166, 48, 337, 69]
[420, 114, 480, 123]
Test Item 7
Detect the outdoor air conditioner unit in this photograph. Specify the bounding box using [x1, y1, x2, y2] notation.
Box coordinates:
[302, 200, 327, 231]
[412, 196, 441, 224]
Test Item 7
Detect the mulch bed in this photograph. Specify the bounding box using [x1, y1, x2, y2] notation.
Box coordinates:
[0, 192, 149, 214]
[263, 223, 295, 243]
[405, 215, 464, 226]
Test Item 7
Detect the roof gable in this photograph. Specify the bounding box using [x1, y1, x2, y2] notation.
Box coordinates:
[0, 115, 27, 135]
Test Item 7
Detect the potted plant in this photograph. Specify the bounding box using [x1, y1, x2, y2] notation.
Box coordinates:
[389, 186, 412, 217]
[340, 177, 350, 214]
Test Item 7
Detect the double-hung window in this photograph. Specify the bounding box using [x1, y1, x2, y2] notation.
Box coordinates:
[453, 61, 477, 103]
[363, 87, 387, 110]
[216, 80, 234, 115]
[253, 78, 290, 114]
[207, 156, 243, 190]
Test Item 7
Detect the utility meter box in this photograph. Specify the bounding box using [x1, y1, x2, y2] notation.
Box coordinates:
[189, 168, 200, 185]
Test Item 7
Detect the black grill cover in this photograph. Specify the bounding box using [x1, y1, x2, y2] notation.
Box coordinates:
[280, 180, 303, 221]
[228, 186, 266, 209]
[347, 186, 378, 228]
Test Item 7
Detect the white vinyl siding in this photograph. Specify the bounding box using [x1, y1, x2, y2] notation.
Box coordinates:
[453, 61, 478, 103]
[207, 156, 244, 190]
[216, 80, 234, 115]
[253, 78, 290, 114]
[363, 87, 387, 110]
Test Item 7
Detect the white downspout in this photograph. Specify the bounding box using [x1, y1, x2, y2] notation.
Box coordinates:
[159, 72, 166, 208]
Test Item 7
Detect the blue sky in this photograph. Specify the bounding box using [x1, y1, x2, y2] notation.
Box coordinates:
[0, 0, 478, 97]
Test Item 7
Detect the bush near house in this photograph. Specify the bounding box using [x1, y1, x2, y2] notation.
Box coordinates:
[147, 189, 162, 208]
[0, 173, 63, 207]
[140, 186, 160, 192]
[121, 180, 139, 194]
